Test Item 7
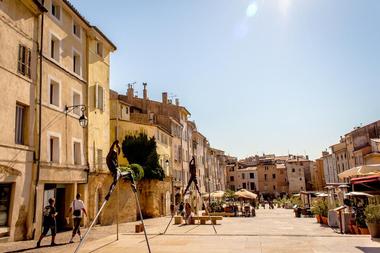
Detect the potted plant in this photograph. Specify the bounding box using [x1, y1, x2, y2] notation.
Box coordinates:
[311, 199, 327, 224]
[355, 206, 369, 234]
[365, 204, 380, 238]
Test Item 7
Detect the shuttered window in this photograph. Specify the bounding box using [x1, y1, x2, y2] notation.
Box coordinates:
[95, 84, 104, 111]
[15, 104, 26, 145]
[18, 45, 31, 78]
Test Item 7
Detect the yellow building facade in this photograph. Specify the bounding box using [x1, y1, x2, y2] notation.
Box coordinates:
[0, 0, 45, 241]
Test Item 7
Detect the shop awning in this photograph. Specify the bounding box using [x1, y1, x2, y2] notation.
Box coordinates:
[338, 164, 380, 179]
[350, 174, 380, 185]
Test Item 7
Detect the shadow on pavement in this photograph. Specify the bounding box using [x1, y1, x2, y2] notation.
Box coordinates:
[5, 242, 69, 253]
[88, 240, 117, 253]
[356, 247, 380, 253]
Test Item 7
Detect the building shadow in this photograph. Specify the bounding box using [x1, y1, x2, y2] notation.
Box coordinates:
[356, 247, 380, 253]
[5, 242, 69, 253]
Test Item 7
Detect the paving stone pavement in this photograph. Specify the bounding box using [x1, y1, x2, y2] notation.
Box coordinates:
[1, 208, 379, 253]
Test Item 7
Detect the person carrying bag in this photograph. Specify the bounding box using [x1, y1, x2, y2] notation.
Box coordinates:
[68, 193, 87, 243]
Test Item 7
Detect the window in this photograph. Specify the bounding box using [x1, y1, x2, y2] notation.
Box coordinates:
[18, 45, 31, 77]
[299, 177, 302, 181]
[15, 104, 26, 145]
[96, 41, 103, 57]
[250, 182, 255, 190]
[125, 106, 129, 114]
[292, 168, 295, 173]
[264, 174, 267, 181]
[50, 34, 60, 62]
[250, 173, 255, 179]
[73, 21, 81, 38]
[272, 174, 276, 179]
[242, 183, 246, 189]
[51, 1, 61, 20]
[49, 78, 60, 107]
[97, 149, 103, 170]
[230, 176, 234, 182]
[273, 185, 276, 190]
[73, 50, 81, 75]
[230, 185, 235, 191]
[0, 184, 11, 226]
[72, 91, 81, 115]
[49, 135, 60, 163]
[242, 173, 245, 179]
[95, 84, 104, 111]
[73, 141, 81, 165]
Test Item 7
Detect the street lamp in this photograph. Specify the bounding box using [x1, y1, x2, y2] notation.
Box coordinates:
[65, 104, 88, 128]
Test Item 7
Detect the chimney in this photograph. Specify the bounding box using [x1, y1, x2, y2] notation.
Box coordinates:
[306, 155, 309, 160]
[127, 84, 134, 100]
[175, 98, 179, 106]
[143, 82, 148, 100]
[162, 92, 168, 104]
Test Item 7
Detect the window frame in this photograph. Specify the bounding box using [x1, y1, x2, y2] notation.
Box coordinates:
[48, 75, 61, 109]
[49, 31, 61, 63]
[17, 44, 31, 78]
[72, 19, 82, 40]
[71, 88, 82, 116]
[47, 131, 61, 164]
[50, 0, 62, 24]
[72, 47, 82, 77]
[72, 138, 83, 165]
[15, 103, 27, 145]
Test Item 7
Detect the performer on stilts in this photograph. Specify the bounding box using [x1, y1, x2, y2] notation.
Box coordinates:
[162, 156, 217, 234]
[74, 140, 151, 253]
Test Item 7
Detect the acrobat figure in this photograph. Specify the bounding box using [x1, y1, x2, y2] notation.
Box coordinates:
[105, 140, 136, 200]
[183, 156, 201, 196]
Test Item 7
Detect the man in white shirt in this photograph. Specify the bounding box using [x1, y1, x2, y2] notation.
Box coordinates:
[68, 193, 87, 243]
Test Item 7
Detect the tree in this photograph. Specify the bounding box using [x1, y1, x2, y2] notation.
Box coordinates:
[122, 132, 165, 180]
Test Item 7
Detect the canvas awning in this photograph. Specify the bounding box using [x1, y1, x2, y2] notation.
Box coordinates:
[338, 164, 380, 179]
[234, 189, 257, 199]
[345, 191, 373, 197]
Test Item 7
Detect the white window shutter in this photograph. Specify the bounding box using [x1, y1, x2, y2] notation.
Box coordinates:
[95, 83, 98, 109]
[102, 86, 105, 111]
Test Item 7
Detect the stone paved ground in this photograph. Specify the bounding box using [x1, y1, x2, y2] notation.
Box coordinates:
[1, 208, 379, 253]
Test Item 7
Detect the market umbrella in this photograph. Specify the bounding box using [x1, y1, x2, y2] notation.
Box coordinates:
[338, 164, 380, 179]
[316, 193, 329, 197]
[234, 189, 257, 199]
[210, 190, 225, 199]
[345, 191, 373, 197]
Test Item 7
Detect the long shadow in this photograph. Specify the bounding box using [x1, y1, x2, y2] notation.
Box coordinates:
[5, 242, 69, 253]
[88, 240, 117, 253]
[356, 247, 380, 253]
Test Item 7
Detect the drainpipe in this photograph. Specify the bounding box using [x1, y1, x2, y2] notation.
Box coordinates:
[33, 0, 45, 234]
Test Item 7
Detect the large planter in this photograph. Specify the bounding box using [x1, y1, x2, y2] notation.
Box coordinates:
[352, 225, 361, 234]
[315, 215, 321, 223]
[367, 223, 380, 238]
[359, 227, 370, 235]
[294, 209, 301, 218]
[348, 224, 355, 234]
[321, 216, 328, 225]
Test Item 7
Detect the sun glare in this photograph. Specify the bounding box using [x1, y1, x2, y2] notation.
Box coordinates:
[246, 2, 258, 18]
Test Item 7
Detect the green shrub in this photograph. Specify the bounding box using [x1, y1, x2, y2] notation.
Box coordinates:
[311, 199, 328, 217]
[365, 204, 380, 224]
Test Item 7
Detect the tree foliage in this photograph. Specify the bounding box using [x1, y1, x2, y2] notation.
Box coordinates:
[122, 132, 165, 180]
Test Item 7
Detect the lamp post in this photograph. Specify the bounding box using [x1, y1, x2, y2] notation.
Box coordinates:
[208, 178, 211, 202]
[64, 104, 88, 128]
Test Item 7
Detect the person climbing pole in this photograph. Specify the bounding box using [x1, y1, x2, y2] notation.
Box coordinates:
[183, 156, 201, 196]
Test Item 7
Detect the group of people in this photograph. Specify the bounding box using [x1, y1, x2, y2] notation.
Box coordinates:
[36, 193, 87, 248]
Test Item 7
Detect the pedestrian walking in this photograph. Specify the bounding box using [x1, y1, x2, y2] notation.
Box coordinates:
[36, 198, 57, 247]
[68, 193, 87, 243]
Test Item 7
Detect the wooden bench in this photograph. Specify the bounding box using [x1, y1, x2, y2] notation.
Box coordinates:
[174, 215, 223, 225]
[194, 216, 223, 225]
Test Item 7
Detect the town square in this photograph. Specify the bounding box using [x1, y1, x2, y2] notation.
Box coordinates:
[0, 0, 379, 252]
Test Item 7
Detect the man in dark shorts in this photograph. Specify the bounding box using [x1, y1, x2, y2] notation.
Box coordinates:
[37, 198, 57, 247]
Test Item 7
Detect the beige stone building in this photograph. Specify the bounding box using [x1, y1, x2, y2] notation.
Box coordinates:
[312, 158, 325, 191]
[286, 159, 306, 194]
[330, 138, 349, 183]
[0, 0, 45, 241]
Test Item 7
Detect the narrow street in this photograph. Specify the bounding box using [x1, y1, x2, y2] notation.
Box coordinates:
[2, 208, 379, 253]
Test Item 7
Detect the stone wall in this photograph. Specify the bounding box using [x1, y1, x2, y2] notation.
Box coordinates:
[88, 173, 137, 226]
[138, 178, 172, 218]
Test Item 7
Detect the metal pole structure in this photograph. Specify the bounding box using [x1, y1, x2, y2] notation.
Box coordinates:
[117, 183, 119, 241]
[132, 183, 152, 253]
[74, 177, 120, 253]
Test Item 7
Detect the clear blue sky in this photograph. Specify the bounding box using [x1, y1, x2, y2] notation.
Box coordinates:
[71, 0, 380, 160]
